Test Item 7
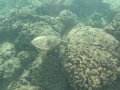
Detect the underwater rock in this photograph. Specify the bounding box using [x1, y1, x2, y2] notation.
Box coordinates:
[105, 13, 120, 41]
[31, 35, 62, 50]
[87, 12, 107, 28]
[10, 12, 65, 34]
[2, 58, 21, 79]
[38, 16, 65, 34]
[0, 42, 15, 53]
[0, 42, 16, 60]
[64, 25, 120, 90]
[17, 51, 32, 65]
[7, 47, 68, 90]
[26, 49, 68, 90]
[59, 10, 78, 27]
[0, 57, 21, 82]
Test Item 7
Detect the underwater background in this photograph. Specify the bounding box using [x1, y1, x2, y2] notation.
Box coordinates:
[0, 0, 120, 90]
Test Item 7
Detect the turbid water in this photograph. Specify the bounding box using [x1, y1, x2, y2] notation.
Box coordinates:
[0, 0, 120, 90]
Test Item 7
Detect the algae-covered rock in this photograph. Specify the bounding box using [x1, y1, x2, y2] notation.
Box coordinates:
[64, 25, 120, 90]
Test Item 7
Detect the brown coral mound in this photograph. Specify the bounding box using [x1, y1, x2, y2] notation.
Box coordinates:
[64, 26, 120, 90]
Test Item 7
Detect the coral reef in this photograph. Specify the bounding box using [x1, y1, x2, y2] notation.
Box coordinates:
[0, 0, 120, 90]
[64, 25, 120, 90]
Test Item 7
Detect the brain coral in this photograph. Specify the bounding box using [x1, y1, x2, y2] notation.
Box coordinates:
[64, 25, 120, 90]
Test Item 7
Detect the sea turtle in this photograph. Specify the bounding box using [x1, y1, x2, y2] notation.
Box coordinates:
[31, 35, 66, 63]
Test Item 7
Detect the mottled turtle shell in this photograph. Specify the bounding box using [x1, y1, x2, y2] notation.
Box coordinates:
[31, 35, 61, 50]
